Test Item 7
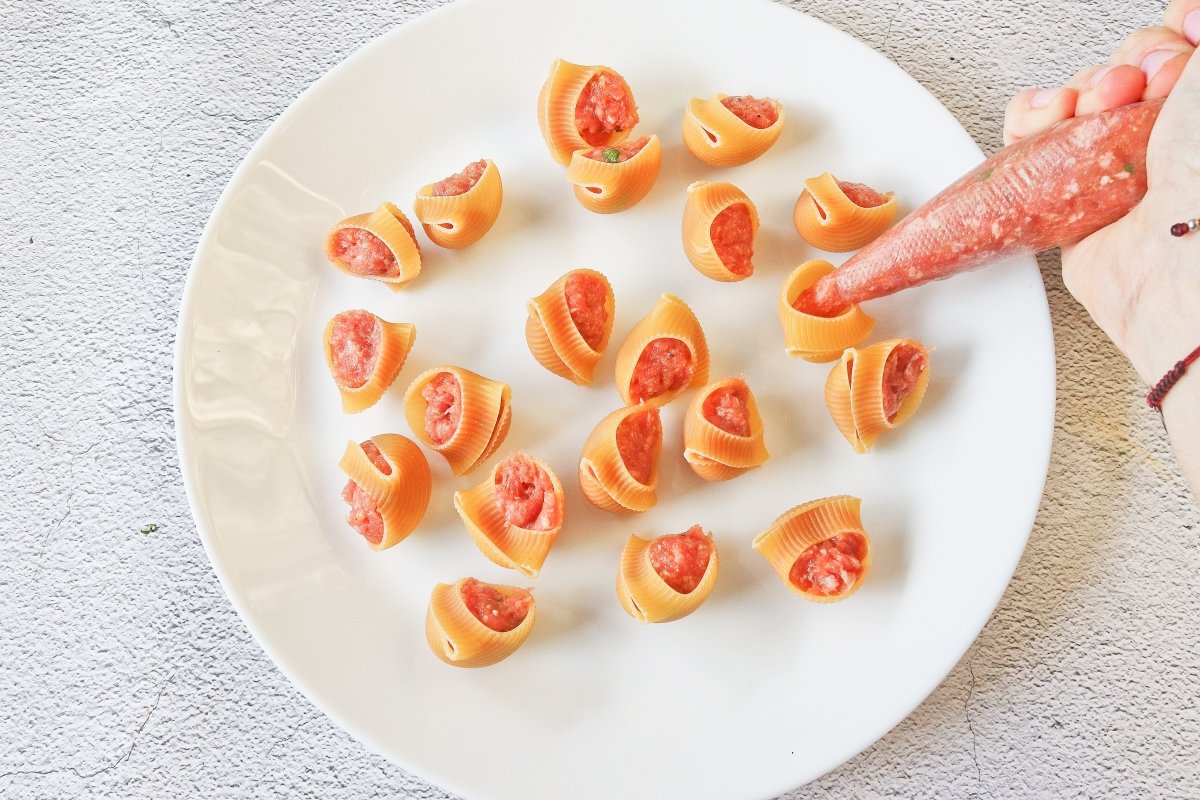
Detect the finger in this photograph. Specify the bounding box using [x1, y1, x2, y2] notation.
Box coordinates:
[1164, 0, 1200, 46]
[1073, 63, 1147, 116]
[1003, 87, 1078, 145]
[1108, 26, 1194, 99]
[1145, 52, 1192, 99]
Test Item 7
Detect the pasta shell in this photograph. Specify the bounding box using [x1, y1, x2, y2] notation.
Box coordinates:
[412, 159, 503, 249]
[614, 293, 710, 406]
[578, 404, 662, 513]
[325, 202, 422, 291]
[616, 527, 719, 623]
[403, 366, 512, 476]
[425, 578, 536, 668]
[525, 269, 615, 384]
[681, 94, 784, 167]
[681, 181, 760, 282]
[565, 135, 662, 214]
[323, 311, 416, 413]
[752, 495, 872, 603]
[337, 434, 432, 551]
[453, 453, 565, 577]
[793, 172, 898, 252]
[778, 260, 875, 362]
[683, 376, 769, 481]
[824, 338, 932, 453]
[537, 59, 638, 165]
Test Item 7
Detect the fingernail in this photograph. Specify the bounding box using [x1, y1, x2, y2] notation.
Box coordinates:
[1185, 10, 1200, 46]
[1140, 50, 1177, 83]
[1088, 65, 1113, 88]
[1029, 88, 1061, 108]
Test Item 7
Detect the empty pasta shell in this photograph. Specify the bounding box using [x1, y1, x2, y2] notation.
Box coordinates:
[824, 338, 931, 453]
[578, 404, 662, 513]
[425, 578, 536, 668]
[617, 526, 719, 623]
[683, 376, 769, 481]
[325, 202, 422, 291]
[752, 495, 872, 603]
[323, 311, 415, 413]
[537, 59, 638, 165]
[413, 159, 503, 249]
[525, 269, 615, 384]
[681, 94, 784, 167]
[337, 434, 432, 551]
[778, 260, 875, 362]
[565, 135, 662, 214]
[682, 181, 760, 282]
[453, 452, 565, 577]
[614, 293, 710, 406]
[794, 172, 897, 252]
[403, 366, 512, 476]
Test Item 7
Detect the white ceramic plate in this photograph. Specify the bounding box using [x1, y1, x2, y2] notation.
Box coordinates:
[175, 0, 1054, 797]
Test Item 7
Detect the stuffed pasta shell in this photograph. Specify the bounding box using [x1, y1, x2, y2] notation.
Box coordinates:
[794, 172, 898, 252]
[525, 269, 615, 384]
[425, 578, 535, 668]
[338, 434, 432, 551]
[825, 338, 931, 453]
[683, 377, 769, 481]
[325, 201, 422, 291]
[614, 293, 709, 406]
[778, 260, 875, 362]
[565, 135, 661, 214]
[752, 495, 872, 603]
[682, 181, 759, 282]
[617, 525, 719, 623]
[682, 94, 784, 167]
[537, 59, 639, 165]
[412, 159, 503, 249]
[578, 404, 662, 513]
[403, 366, 512, 476]
[323, 310, 415, 413]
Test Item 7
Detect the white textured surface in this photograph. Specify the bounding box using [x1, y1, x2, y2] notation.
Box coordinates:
[1, 1, 1197, 798]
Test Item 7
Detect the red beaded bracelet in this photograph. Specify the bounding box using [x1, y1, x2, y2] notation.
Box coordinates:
[1147, 343, 1200, 412]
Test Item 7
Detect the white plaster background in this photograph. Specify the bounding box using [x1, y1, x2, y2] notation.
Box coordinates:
[1, 1, 1197, 797]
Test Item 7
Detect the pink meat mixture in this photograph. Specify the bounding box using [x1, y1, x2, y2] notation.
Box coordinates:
[839, 181, 890, 209]
[616, 409, 661, 485]
[342, 440, 393, 545]
[788, 532, 868, 597]
[328, 310, 381, 389]
[565, 272, 609, 350]
[648, 525, 713, 595]
[628, 338, 694, 404]
[583, 135, 650, 164]
[881, 344, 927, 420]
[330, 227, 399, 277]
[461, 578, 531, 633]
[575, 71, 639, 146]
[702, 383, 751, 437]
[422, 372, 462, 445]
[721, 95, 779, 129]
[431, 160, 488, 197]
[710, 203, 754, 276]
[494, 453, 558, 530]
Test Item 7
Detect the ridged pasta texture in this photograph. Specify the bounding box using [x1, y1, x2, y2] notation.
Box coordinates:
[412, 159, 503, 248]
[324, 202, 422, 291]
[614, 293, 710, 406]
[525, 269, 615, 384]
[778, 260, 875, 362]
[403, 366, 512, 476]
[537, 59, 637, 165]
[793, 172, 898, 252]
[683, 376, 770, 481]
[578, 404, 663, 513]
[337, 434, 432, 551]
[616, 529, 719, 623]
[824, 338, 932, 453]
[681, 181, 760, 282]
[681, 94, 784, 167]
[565, 135, 662, 214]
[323, 311, 415, 413]
[752, 495, 872, 603]
[425, 579, 536, 668]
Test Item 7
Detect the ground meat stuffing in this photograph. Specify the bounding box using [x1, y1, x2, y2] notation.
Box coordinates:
[702, 383, 751, 437]
[628, 338, 694, 403]
[460, 578, 531, 633]
[881, 344, 927, 420]
[494, 453, 558, 530]
[328, 310, 380, 389]
[648, 525, 713, 594]
[575, 70, 639, 146]
[564, 272, 609, 349]
[342, 441, 392, 545]
[709, 203, 754, 276]
[721, 95, 779, 129]
[583, 135, 650, 163]
[422, 372, 462, 445]
[330, 227, 399, 277]
[616, 409, 661, 485]
[431, 160, 488, 197]
[839, 181, 890, 209]
[788, 532, 868, 597]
